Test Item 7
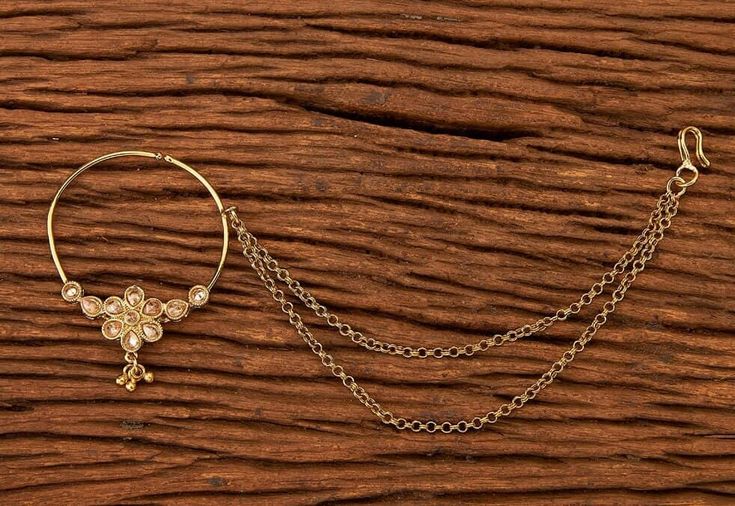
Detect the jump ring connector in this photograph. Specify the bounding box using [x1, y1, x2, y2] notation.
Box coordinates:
[667, 176, 688, 197]
[222, 205, 238, 217]
[674, 164, 699, 188]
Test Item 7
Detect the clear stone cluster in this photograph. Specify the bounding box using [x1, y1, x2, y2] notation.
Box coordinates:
[61, 281, 210, 390]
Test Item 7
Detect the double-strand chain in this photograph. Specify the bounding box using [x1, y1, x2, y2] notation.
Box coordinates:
[224, 128, 708, 432]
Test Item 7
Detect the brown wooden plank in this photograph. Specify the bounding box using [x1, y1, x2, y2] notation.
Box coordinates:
[1, 1, 735, 504]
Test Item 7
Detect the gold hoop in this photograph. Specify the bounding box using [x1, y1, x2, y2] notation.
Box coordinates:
[47, 150, 229, 391]
[47, 150, 229, 291]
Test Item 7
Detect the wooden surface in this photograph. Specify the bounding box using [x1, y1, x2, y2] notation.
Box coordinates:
[1, 1, 734, 504]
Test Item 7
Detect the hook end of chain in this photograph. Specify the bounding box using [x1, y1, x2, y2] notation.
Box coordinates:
[678, 126, 710, 169]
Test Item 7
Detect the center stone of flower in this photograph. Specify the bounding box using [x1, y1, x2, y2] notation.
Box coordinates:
[124, 310, 141, 326]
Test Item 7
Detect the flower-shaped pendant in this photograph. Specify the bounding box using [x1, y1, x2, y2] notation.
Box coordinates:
[61, 281, 209, 391]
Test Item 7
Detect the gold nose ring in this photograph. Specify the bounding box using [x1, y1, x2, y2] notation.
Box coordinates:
[47, 151, 228, 391]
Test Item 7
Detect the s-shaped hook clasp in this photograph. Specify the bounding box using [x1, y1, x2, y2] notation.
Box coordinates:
[678, 126, 710, 170]
[670, 126, 710, 195]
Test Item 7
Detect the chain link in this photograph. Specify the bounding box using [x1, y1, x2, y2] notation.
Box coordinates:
[226, 177, 684, 432]
[231, 191, 673, 358]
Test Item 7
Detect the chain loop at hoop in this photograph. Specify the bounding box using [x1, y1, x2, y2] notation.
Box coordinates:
[47, 151, 229, 291]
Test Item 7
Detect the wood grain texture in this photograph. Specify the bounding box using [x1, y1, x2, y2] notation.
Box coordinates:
[1, 1, 735, 504]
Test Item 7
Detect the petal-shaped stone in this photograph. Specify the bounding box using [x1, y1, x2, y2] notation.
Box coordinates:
[80, 296, 102, 317]
[123, 310, 141, 326]
[164, 299, 189, 320]
[121, 330, 142, 352]
[188, 285, 209, 307]
[142, 298, 163, 318]
[125, 285, 145, 307]
[61, 281, 83, 302]
[141, 322, 162, 342]
[104, 296, 124, 316]
[102, 319, 123, 340]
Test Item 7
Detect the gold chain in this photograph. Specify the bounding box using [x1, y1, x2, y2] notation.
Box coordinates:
[233, 192, 670, 359]
[224, 127, 707, 432]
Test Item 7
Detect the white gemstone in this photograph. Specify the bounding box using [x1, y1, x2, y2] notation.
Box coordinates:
[121, 330, 141, 352]
[62, 282, 82, 302]
[102, 319, 122, 339]
[188, 285, 209, 307]
[123, 310, 140, 326]
[142, 322, 162, 342]
[142, 298, 163, 317]
[165, 299, 188, 320]
[105, 297, 124, 315]
[125, 286, 144, 307]
[80, 296, 102, 317]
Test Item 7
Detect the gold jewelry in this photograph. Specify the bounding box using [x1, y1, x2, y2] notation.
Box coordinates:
[47, 151, 228, 391]
[48, 128, 709, 432]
